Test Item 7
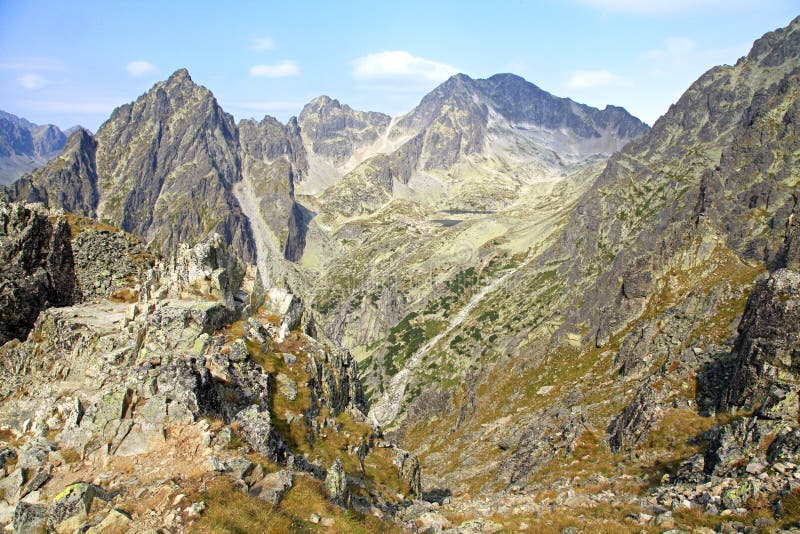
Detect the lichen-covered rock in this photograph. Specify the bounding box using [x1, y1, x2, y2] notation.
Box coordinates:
[0, 201, 77, 345]
[233, 405, 288, 462]
[48, 482, 107, 532]
[306, 348, 366, 417]
[768, 427, 800, 464]
[71, 227, 152, 301]
[703, 418, 773, 478]
[155, 357, 219, 419]
[276, 374, 298, 401]
[392, 447, 422, 497]
[156, 233, 245, 310]
[264, 288, 303, 341]
[12, 501, 48, 533]
[85, 508, 132, 534]
[325, 458, 349, 507]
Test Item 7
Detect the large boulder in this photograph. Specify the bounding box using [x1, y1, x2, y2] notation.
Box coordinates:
[233, 405, 288, 462]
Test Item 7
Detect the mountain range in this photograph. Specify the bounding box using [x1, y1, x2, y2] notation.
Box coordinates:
[0, 111, 75, 186]
[0, 14, 799, 534]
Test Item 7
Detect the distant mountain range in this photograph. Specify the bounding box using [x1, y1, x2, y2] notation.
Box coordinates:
[0, 111, 80, 185]
[1, 69, 648, 270]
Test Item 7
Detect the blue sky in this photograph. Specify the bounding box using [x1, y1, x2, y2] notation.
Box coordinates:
[0, 0, 797, 131]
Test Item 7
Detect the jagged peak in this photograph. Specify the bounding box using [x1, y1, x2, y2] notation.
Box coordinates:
[742, 14, 800, 68]
[166, 67, 193, 85]
[63, 126, 95, 148]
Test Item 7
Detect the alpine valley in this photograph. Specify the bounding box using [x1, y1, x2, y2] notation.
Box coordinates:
[0, 15, 800, 534]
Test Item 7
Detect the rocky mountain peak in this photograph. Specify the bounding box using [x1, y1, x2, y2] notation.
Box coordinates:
[298, 95, 391, 166]
[166, 67, 193, 84]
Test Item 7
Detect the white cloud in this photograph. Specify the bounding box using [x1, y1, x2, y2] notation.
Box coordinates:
[249, 36, 276, 51]
[126, 61, 159, 78]
[249, 61, 300, 78]
[645, 37, 696, 59]
[352, 51, 458, 82]
[572, 0, 751, 14]
[564, 70, 627, 89]
[17, 73, 48, 90]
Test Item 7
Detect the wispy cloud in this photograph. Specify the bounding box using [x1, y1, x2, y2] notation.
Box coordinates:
[126, 60, 159, 78]
[249, 61, 300, 78]
[17, 73, 48, 90]
[352, 51, 458, 83]
[564, 69, 627, 89]
[645, 37, 696, 59]
[0, 57, 68, 72]
[23, 98, 122, 114]
[230, 100, 302, 111]
[248, 36, 276, 51]
[572, 0, 754, 14]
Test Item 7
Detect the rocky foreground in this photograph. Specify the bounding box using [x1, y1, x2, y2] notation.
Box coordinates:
[0, 201, 429, 533]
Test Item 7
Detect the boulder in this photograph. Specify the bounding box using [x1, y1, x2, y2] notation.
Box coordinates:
[276, 374, 298, 401]
[392, 448, 422, 497]
[325, 458, 349, 507]
[157, 234, 245, 309]
[48, 482, 107, 531]
[249, 470, 293, 507]
[12, 501, 48, 533]
[606, 382, 662, 452]
[233, 405, 288, 462]
[156, 357, 219, 419]
[86, 508, 132, 534]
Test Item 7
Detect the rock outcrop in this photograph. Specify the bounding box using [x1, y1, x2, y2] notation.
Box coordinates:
[0, 201, 76, 345]
[718, 269, 800, 412]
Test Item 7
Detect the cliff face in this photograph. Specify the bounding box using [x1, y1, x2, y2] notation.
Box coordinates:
[0, 201, 76, 345]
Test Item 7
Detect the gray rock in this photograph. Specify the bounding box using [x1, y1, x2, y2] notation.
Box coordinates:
[229, 339, 249, 362]
[325, 458, 349, 507]
[276, 374, 298, 401]
[0, 202, 77, 345]
[233, 405, 288, 462]
[249, 469, 293, 507]
[12, 501, 48, 533]
[48, 482, 107, 531]
[606, 382, 662, 452]
[719, 269, 800, 411]
[392, 447, 422, 497]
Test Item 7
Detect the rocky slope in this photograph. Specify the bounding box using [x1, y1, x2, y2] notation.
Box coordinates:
[0, 206, 423, 532]
[0, 111, 68, 186]
[351, 14, 800, 533]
